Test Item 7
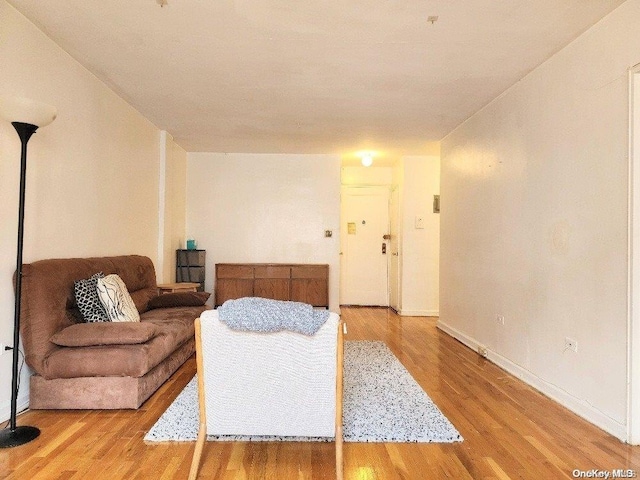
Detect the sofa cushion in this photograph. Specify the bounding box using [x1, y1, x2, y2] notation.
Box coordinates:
[74, 272, 109, 323]
[147, 291, 210, 310]
[43, 306, 206, 379]
[97, 274, 140, 323]
[50, 322, 159, 347]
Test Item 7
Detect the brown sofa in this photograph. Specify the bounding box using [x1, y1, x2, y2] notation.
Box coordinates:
[19, 255, 208, 409]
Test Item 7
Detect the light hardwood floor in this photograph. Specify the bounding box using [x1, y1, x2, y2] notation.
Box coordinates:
[2, 307, 639, 479]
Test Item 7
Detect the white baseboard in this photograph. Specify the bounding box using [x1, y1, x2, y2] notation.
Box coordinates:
[398, 309, 439, 317]
[0, 392, 30, 424]
[436, 319, 627, 442]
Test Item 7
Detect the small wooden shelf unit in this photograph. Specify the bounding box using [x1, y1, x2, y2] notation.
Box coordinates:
[176, 249, 206, 292]
[157, 282, 201, 295]
[214, 263, 329, 308]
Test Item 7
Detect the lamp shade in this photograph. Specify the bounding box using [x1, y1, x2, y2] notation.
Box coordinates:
[0, 95, 57, 127]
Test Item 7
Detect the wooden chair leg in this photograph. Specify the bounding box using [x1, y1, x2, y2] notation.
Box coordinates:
[336, 426, 344, 480]
[190, 319, 208, 480]
[335, 320, 345, 480]
[188, 423, 207, 480]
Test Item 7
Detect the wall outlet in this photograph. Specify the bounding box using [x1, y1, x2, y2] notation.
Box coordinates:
[496, 315, 505, 325]
[478, 345, 488, 358]
[564, 337, 578, 352]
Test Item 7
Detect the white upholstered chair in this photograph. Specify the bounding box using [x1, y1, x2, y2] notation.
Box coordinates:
[188, 309, 344, 480]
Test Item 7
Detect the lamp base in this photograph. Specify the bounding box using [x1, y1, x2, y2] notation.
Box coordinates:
[0, 425, 40, 448]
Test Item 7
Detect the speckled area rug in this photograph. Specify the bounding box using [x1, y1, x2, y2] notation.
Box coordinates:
[145, 340, 462, 443]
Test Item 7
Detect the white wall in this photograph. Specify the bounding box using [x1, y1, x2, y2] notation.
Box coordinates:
[440, 0, 638, 439]
[186, 153, 341, 311]
[341, 166, 394, 186]
[400, 156, 440, 316]
[0, 1, 164, 420]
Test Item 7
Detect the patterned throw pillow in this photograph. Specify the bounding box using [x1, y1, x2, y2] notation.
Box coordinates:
[74, 272, 109, 323]
[96, 274, 140, 323]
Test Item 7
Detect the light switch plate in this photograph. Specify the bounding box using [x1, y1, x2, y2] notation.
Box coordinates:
[415, 216, 425, 229]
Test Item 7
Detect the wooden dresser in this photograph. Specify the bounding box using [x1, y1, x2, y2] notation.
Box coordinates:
[215, 263, 329, 308]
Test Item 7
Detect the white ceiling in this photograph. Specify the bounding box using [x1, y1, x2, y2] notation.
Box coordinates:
[8, 0, 625, 158]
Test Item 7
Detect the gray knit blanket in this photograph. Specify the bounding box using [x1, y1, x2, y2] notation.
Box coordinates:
[217, 297, 330, 336]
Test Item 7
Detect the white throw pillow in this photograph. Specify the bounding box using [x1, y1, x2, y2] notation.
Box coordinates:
[96, 274, 140, 323]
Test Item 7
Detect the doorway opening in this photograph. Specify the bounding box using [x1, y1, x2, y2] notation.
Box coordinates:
[338, 156, 439, 315]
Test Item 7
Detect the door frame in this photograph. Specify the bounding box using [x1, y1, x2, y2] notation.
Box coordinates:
[627, 62, 640, 444]
[389, 184, 402, 312]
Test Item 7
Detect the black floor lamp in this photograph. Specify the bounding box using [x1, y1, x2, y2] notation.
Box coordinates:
[0, 96, 57, 448]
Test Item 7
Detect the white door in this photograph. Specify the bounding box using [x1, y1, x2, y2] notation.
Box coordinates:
[389, 185, 401, 312]
[340, 186, 390, 306]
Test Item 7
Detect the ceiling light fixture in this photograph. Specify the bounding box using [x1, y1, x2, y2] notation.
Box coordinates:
[361, 153, 373, 167]
[427, 16, 439, 25]
[156, 0, 168, 7]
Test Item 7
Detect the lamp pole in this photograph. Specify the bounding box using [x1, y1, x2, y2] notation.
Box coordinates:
[0, 122, 40, 448]
[0, 96, 56, 449]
